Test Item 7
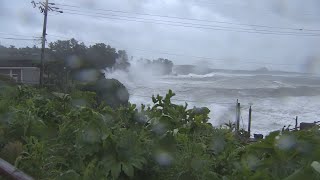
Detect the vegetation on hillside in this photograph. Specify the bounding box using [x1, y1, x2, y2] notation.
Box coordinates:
[0, 84, 319, 179]
[0, 39, 130, 90]
[0, 39, 175, 88]
[138, 58, 174, 75]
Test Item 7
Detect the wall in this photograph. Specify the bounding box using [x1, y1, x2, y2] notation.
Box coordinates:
[22, 68, 40, 84]
[0, 69, 10, 76]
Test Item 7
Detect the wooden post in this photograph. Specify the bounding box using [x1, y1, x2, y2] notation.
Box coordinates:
[295, 116, 298, 130]
[66, 68, 68, 92]
[235, 99, 238, 132]
[238, 102, 241, 130]
[236, 100, 240, 132]
[248, 106, 252, 137]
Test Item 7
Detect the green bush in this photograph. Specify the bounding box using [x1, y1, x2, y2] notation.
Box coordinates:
[0, 74, 18, 86]
[80, 78, 129, 108]
[0, 86, 319, 179]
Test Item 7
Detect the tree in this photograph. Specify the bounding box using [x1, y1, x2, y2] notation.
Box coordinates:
[48, 38, 87, 64]
[46, 39, 87, 88]
[0, 39, 131, 90]
[86, 43, 117, 69]
[80, 76, 129, 108]
[138, 58, 174, 75]
[45, 39, 126, 89]
[113, 50, 130, 71]
[153, 58, 173, 75]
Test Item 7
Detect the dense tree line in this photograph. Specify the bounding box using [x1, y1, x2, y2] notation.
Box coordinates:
[0, 44, 40, 60]
[0, 40, 175, 86]
[0, 39, 130, 70]
[0, 40, 175, 108]
[0, 39, 130, 88]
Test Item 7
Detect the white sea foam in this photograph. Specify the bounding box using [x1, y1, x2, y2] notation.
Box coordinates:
[106, 67, 320, 136]
[175, 73, 216, 78]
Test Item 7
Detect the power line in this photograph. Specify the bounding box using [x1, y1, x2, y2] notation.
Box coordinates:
[48, 4, 320, 36]
[46, 34, 109, 45]
[61, 8, 320, 35]
[193, 0, 319, 17]
[0, 37, 40, 41]
[55, 2, 320, 32]
[0, 32, 41, 38]
[60, 11, 320, 37]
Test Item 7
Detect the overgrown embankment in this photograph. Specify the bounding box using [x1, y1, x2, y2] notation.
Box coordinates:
[0, 84, 319, 179]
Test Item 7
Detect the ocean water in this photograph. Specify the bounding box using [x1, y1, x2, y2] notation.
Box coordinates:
[107, 69, 320, 136]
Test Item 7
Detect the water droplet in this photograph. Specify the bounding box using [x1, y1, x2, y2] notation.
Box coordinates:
[276, 135, 296, 150]
[311, 161, 320, 173]
[246, 155, 259, 170]
[154, 151, 173, 166]
[210, 136, 226, 154]
[81, 128, 100, 144]
[72, 98, 87, 107]
[74, 69, 99, 82]
[116, 88, 129, 101]
[152, 122, 166, 135]
[67, 55, 82, 69]
[302, 56, 320, 74]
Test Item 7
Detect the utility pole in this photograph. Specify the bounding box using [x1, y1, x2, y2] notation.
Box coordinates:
[40, 0, 48, 86]
[248, 106, 252, 136]
[235, 99, 240, 132]
[31, 1, 63, 86]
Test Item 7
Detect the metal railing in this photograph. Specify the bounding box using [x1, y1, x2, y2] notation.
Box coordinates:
[0, 158, 33, 180]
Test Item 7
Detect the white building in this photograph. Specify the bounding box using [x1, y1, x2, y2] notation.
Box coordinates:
[0, 60, 40, 84]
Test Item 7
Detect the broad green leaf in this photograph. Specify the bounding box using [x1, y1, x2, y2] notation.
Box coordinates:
[56, 170, 80, 180]
[283, 168, 307, 180]
[311, 161, 320, 173]
[111, 162, 121, 179]
[122, 163, 134, 178]
[132, 160, 143, 170]
[152, 96, 157, 103]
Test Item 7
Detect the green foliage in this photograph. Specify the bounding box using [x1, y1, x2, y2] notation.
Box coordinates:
[80, 78, 129, 108]
[0, 86, 319, 180]
[237, 129, 320, 179]
[139, 58, 174, 75]
[0, 141, 23, 164]
[45, 38, 130, 89]
[0, 74, 18, 86]
[0, 38, 131, 89]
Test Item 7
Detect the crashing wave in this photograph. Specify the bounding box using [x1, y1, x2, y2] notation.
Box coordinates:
[174, 73, 216, 78]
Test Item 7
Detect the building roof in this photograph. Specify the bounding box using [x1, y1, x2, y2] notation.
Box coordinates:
[0, 59, 38, 67]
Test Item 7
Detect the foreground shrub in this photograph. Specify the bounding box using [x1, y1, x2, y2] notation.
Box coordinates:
[0, 86, 319, 179]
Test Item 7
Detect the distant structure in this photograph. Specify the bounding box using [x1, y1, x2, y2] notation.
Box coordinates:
[0, 59, 40, 84]
[255, 67, 269, 72]
[174, 65, 212, 75]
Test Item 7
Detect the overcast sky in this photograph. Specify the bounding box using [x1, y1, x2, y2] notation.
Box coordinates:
[1, 0, 320, 71]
